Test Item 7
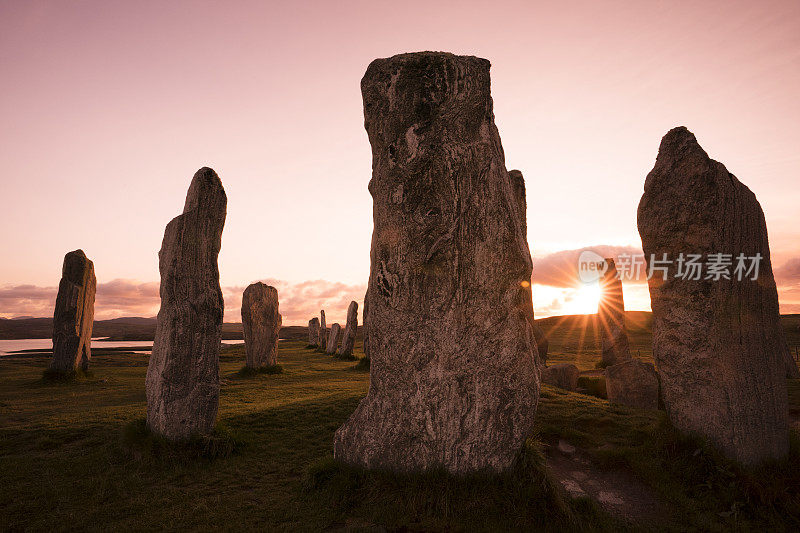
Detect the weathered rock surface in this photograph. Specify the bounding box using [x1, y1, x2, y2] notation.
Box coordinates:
[146, 167, 227, 439]
[50, 250, 96, 373]
[308, 317, 320, 347]
[319, 310, 327, 350]
[541, 363, 579, 391]
[508, 169, 545, 366]
[598, 259, 631, 367]
[637, 127, 788, 465]
[241, 283, 281, 368]
[333, 52, 540, 473]
[605, 360, 659, 410]
[326, 323, 342, 354]
[338, 301, 358, 357]
[362, 289, 371, 358]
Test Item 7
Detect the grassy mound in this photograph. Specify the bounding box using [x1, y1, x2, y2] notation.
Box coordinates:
[120, 418, 243, 463]
[40, 367, 95, 383]
[235, 364, 283, 377]
[305, 444, 614, 531]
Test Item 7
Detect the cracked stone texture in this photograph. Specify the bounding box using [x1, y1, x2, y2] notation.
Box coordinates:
[308, 317, 320, 347]
[599, 259, 631, 367]
[605, 360, 659, 410]
[333, 52, 540, 473]
[146, 167, 227, 439]
[241, 282, 281, 368]
[50, 250, 96, 373]
[325, 323, 342, 354]
[637, 127, 788, 465]
[338, 301, 359, 357]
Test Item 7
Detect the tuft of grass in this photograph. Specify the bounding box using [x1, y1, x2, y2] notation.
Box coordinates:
[352, 357, 370, 372]
[41, 367, 94, 383]
[577, 375, 607, 399]
[235, 364, 283, 377]
[120, 418, 244, 463]
[304, 443, 616, 531]
[334, 353, 358, 362]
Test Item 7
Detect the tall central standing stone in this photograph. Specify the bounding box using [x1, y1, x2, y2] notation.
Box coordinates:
[333, 52, 540, 473]
[241, 282, 281, 368]
[146, 167, 227, 440]
[50, 250, 96, 374]
[638, 127, 788, 465]
[338, 301, 359, 358]
[598, 259, 631, 367]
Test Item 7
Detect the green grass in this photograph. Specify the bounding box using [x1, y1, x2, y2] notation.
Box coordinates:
[235, 364, 284, 377]
[1, 339, 799, 530]
[40, 367, 95, 383]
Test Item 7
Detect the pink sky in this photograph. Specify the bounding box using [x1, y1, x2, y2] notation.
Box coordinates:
[1, 0, 799, 324]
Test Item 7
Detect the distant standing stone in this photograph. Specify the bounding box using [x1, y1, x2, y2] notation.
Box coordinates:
[50, 249, 96, 373]
[319, 310, 327, 350]
[637, 127, 788, 465]
[146, 167, 227, 440]
[333, 52, 540, 473]
[598, 259, 631, 367]
[541, 363, 579, 391]
[326, 323, 342, 354]
[308, 317, 321, 347]
[338, 301, 358, 357]
[605, 360, 659, 410]
[241, 282, 281, 368]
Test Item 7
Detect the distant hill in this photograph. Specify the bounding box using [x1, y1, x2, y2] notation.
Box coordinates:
[0, 317, 245, 341]
[3, 312, 798, 347]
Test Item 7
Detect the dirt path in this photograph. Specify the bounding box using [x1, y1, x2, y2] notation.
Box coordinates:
[546, 440, 670, 525]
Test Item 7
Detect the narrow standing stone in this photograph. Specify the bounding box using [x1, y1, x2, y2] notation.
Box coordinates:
[338, 301, 358, 357]
[49, 250, 96, 373]
[598, 258, 631, 367]
[326, 323, 342, 354]
[637, 127, 788, 465]
[308, 317, 321, 347]
[508, 169, 545, 365]
[241, 282, 281, 368]
[334, 52, 540, 473]
[145, 167, 227, 440]
[319, 310, 327, 350]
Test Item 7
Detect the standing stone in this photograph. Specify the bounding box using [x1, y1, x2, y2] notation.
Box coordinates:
[338, 301, 358, 357]
[49, 250, 96, 373]
[146, 167, 226, 440]
[241, 282, 281, 368]
[606, 360, 659, 410]
[598, 259, 631, 367]
[319, 310, 327, 350]
[308, 317, 321, 347]
[508, 169, 546, 365]
[541, 363, 579, 391]
[334, 52, 540, 473]
[362, 289, 371, 358]
[637, 127, 788, 465]
[326, 323, 342, 354]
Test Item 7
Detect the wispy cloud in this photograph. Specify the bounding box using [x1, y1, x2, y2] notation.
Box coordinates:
[533, 245, 645, 287]
[0, 278, 365, 324]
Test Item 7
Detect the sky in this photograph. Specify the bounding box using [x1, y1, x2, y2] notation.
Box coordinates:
[1, 0, 799, 324]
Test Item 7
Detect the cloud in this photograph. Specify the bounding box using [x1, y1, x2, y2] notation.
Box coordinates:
[533, 245, 645, 287]
[0, 278, 366, 325]
[775, 258, 800, 285]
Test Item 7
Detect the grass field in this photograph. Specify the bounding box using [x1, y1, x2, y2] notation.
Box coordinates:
[1, 334, 799, 531]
